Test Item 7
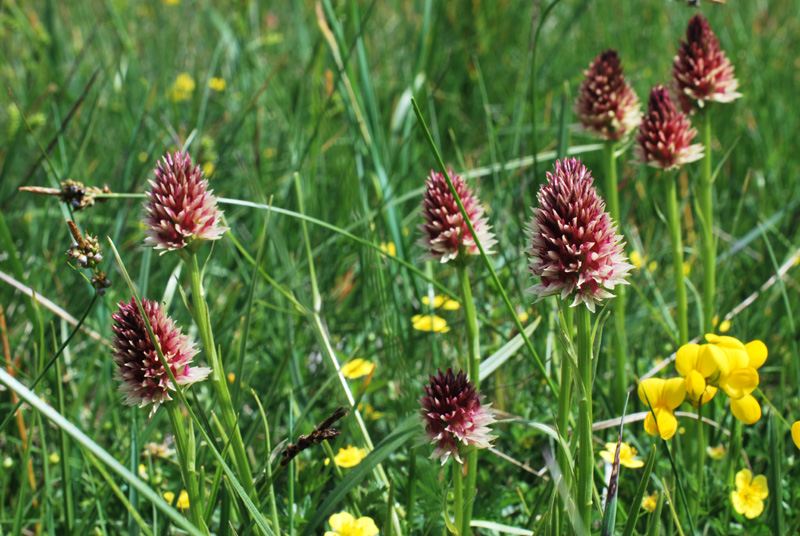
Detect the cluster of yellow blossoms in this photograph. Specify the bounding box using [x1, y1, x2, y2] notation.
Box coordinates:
[638, 334, 766, 440]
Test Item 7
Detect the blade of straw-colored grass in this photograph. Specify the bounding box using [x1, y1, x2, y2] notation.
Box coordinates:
[300, 416, 417, 536]
[658, 477, 686, 536]
[108, 238, 275, 536]
[54, 357, 75, 532]
[767, 412, 785, 535]
[621, 445, 657, 536]
[411, 97, 557, 397]
[600, 395, 629, 536]
[0, 367, 204, 536]
[470, 520, 533, 535]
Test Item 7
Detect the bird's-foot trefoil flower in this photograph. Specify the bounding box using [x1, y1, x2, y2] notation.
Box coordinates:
[599, 442, 644, 469]
[638, 377, 686, 440]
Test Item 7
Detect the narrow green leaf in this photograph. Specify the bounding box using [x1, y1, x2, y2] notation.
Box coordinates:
[621, 445, 657, 536]
[767, 412, 785, 535]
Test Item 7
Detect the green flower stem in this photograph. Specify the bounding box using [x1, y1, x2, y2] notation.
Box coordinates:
[666, 174, 689, 345]
[165, 401, 209, 534]
[575, 305, 593, 534]
[604, 140, 628, 411]
[692, 401, 705, 517]
[457, 264, 480, 535]
[186, 253, 255, 497]
[453, 459, 464, 536]
[698, 108, 715, 334]
[556, 302, 572, 489]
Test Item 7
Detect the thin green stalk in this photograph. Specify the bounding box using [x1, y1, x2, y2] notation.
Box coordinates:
[666, 175, 688, 345]
[164, 402, 209, 534]
[186, 253, 255, 496]
[604, 141, 628, 411]
[457, 264, 480, 535]
[453, 460, 464, 536]
[556, 303, 573, 536]
[575, 306, 593, 534]
[698, 108, 715, 334]
[693, 401, 705, 518]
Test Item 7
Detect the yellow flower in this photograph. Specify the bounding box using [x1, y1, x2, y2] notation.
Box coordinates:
[675, 342, 726, 404]
[731, 469, 768, 519]
[706, 445, 727, 460]
[327, 446, 368, 468]
[138, 151, 149, 163]
[648, 260, 658, 272]
[358, 403, 386, 420]
[638, 377, 686, 440]
[162, 0, 180, 5]
[325, 511, 379, 536]
[168, 73, 195, 102]
[421, 295, 460, 310]
[598, 442, 644, 469]
[208, 77, 226, 91]
[683, 263, 691, 276]
[641, 491, 658, 513]
[379, 242, 396, 257]
[49, 452, 60, 464]
[202, 161, 215, 177]
[227, 372, 235, 384]
[340, 358, 375, 380]
[138, 464, 149, 480]
[792, 421, 800, 451]
[719, 320, 731, 333]
[705, 335, 766, 424]
[411, 314, 449, 333]
[629, 250, 644, 269]
[163, 490, 190, 510]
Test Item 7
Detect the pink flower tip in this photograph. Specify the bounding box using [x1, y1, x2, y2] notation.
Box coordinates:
[526, 158, 633, 312]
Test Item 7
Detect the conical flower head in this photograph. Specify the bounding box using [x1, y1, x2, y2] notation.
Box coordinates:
[144, 151, 228, 252]
[417, 170, 496, 263]
[673, 14, 741, 112]
[526, 158, 633, 312]
[636, 85, 703, 170]
[575, 50, 641, 141]
[111, 298, 211, 414]
[420, 368, 496, 465]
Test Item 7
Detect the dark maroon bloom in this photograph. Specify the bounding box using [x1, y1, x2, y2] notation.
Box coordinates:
[144, 151, 227, 252]
[417, 170, 496, 263]
[526, 158, 632, 312]
[420, 368, 495, 465]
[575, 50, 641, 141]
[111, 298, 210, 414]
[673, 14, 741, 112]
[636, 85, 703, 170]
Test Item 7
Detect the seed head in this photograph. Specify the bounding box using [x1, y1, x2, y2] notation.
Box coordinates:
[575, 50, 641, 141]
[419, 368, 496, 465]
[636, 85, 703, 170]
[526, 158, 632, 312]
[143, 151, 227, 252]
[110, 298, 210, 414]
[417, 170, 496, 263]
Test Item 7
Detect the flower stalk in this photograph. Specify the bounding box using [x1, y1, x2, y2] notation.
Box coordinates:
[453, 460, 465, 535]
[698, 108, 715, 334]
[575, 305, 593, 533]
[603, 140, 629, 411]
[665, 173, 689, 345]
[165, 401, 208, 533]
[186, 253, 255, 496]
[556, 302, 573, 489]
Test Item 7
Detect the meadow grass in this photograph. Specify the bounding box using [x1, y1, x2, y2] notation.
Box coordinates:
[1, 0, 799, 535]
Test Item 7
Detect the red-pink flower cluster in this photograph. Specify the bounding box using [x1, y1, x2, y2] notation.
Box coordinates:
[636, 85, 703, 170]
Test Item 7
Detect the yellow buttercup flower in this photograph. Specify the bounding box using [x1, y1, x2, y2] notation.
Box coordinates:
[629, 250, 644, 269]
[202, 161, 215, 177]
[599, 442, 644, 469]
[638, 377, 686, 440]
[379, 242, 396, 257]
[168, 73, 195, 102]
[326, 446, 368, 468]
[421, 294, 460, 310]
[792, 421, 800, 451]
[706, 445, 726, 460]
[411, 314, 450, 333]
[208, 77, 226, 91]
[731, 469, 768, 519]
[163, 490, 190, 510]
[325, 512, 379, 536]
[340, 358, 375, 380]
[641, 491, 658, 513]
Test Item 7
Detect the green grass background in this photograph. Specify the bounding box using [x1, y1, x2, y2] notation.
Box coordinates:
[1, 0, 799, 534]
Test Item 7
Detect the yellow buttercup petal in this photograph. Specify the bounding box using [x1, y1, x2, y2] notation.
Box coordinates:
[730, 394, 761, 425]
[735, 468, 752, 489]
[340, 358, 375, 380]
[355, 516, 379, 536]
[744, 340, 767, 369]
[662, 377, 687, 410]
[675, 343, 700, 377]
[328, 512, 355, 532]
[793, 421, 800, 451]
[750, 475, 769, 500]
[743, 498, 765, 519]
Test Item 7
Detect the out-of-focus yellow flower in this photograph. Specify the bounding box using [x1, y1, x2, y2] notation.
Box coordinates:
[731, 469, 768, 519]
[792, 421, 800, 451]
[648, 260, 658, 271]
[517, 310, 529, 323]
[263, 148, 276, 159]
[412, 314, 449, 333]
[168, 73, 195, 102]
[599, 442, 644, 469]
[325, 446, 368, 468]
[163, 490, 190, 510]
[208, 77, 226, 91]
[683, 263, 691, 276]
[706, 445, 727, 460]
[630, 250, 644, 269]
[49, 452, 60, 464]
[138, 464, 149, 480]
[162, 0, 180, 5]
[638, 377, 686, 440]
[379, 242, 396, 257]
[719, 320, 731, 333]
[340, 358, 375, 380]
[227, 372, 235, 384]
[421, 294, 460, 310]
[202, 161, 215, 177]
[325, 512, 378, 536]
[357, 403, 385, 420]
[641, 491, 658, 512]
[138, 151, 148, 163]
